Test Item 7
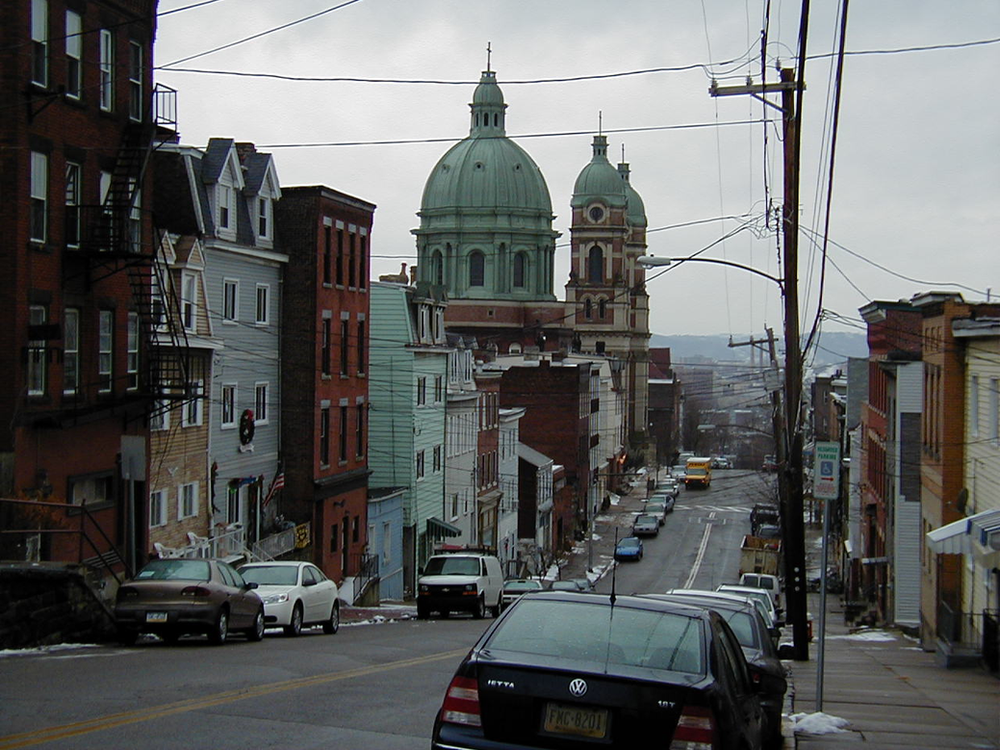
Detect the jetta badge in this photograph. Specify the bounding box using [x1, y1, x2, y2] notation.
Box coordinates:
[568, 678, 588, 698]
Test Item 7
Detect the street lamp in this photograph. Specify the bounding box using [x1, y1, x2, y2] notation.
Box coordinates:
[638, 252, 810, 661]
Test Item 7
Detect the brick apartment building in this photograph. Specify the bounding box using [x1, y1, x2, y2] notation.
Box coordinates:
[0, 0, 174, 573]
[276, 186, 374, 586]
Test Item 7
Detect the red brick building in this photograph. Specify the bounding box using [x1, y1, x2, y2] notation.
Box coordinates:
[275, 186, 374, 586]
[499, 359, 594, 552]
[0, 0, 177, 574]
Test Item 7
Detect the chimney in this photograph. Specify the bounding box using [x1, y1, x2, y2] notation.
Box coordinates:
[410, 264, 418, 285]
[235, 142, 257, 164]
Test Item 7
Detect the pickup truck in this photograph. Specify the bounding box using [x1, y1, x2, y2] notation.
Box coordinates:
[739, 534, 782, 577]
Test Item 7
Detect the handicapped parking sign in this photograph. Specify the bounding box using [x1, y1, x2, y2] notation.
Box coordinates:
[814, 442, 841, 500]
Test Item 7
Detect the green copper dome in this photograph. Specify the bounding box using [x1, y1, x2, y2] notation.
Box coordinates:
[420, 71, 552, 215]
[571, 135, 627, 208]
[618, 162, 647, 227]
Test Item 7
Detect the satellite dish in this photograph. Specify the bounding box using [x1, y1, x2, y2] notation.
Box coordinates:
[956, 488, 969, 515]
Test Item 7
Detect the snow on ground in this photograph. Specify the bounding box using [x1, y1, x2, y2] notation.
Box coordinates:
[790, 711, 851, 735]
[827, 629, 897, 642]
[0, 643, 103, 659]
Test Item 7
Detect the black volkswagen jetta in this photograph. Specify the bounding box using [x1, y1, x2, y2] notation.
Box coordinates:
[431, 590, 764, 749]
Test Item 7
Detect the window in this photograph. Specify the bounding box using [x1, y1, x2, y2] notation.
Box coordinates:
[27, 305, 47, 396]
[433, 445, 442, 473]
[151, 266, 167, 328]
[217, 184, 232, 230]
[221, 384, 236, 427]
[469, 251, 485, 287]
[336, 227, 345, 285]
[128, 181, 141, 252]
[416, 449, 425, 479]
[149, 490, 166, 528]
[128, 41, 142, 121]
[63, 308, 79, 395]
[223, 279, 238, 322]
[126, 312, 139, 390]
[98, 310, 113, 393]
[65, 10, 81, 98]
[255, 284, 269, 325]
[70, 473, 112, 508]
[99, 29, 113, 111]
[513, 252, 526, 288]
[598, 298, 607, 319]
[356, 403, 364, 457]
[352, 516, 359, 544]
[258, 197, 270, 239]
[434, 374, 443, 403]
[65, 161, 80, 247]
[339, 405, 348, 462]
[320, 407, 330, 466]
[992, 378, 999, 447]
[584, 298, 592, 319]
[357, 321, 366, 375]
[182, 381, 203, 427]
[254, 383, 268, 424]
[382, 522, 391, 564]
[348, 231, 357, 287]
[450, 493, 459, 520]
[340, 319, 349, 376]
[178, 482, 198, 520]
[971, 375, 980, 436]
[30, 151, 47, 243]
[322, 224, 332, 284]
[321, 318, 331, 376]
[417, 376, 427, 406]
[587, 245, 603, 283]
[181, 272, 196, 331]
[150, 400, 169, 431]
[31, 0, 47, 87]
[432, 250, 444, 285]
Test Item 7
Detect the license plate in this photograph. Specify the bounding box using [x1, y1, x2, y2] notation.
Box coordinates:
[146, 611, 168, 623]
[543, 703, 608, 739]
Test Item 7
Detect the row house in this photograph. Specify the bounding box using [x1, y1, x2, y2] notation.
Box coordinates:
[0, 0, 169, 574]
[648, 348, 682, 469]
[275, 185, 374, 594]
[474, 372, 502, 556]
[498, 406, 525, 574]
[152, 139, 285, 558]
[368, 280, 451, 596]
[443, 338, 479, 548]
[517, 443, 556, 573]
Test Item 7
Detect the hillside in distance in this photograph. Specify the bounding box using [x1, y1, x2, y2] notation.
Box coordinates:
[649, 331, 867, 367]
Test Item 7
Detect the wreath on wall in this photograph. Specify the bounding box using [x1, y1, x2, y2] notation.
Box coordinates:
[239, 409, 256, 445]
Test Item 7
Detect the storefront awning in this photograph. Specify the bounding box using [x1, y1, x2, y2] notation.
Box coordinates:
[927, 509, 1000, 555]
[426, 516, 461, 540]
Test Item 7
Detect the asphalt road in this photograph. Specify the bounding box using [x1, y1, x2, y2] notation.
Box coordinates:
[0, 471, 774, 750]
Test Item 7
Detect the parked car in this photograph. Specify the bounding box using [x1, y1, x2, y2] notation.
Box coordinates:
[666, 588, 780, 644]
[648, 492, 676, 513]
[238, 561, 340, 636]
[614, 536, 644, 562]
[644, 500, 669, 525]
[717, 584, 782, 628]
[657, 479, 680, 498]
[501, 579, 544, 611]
[739, 573, 782, 614]
[547, 577, 595, 593]
[431, 591, 765, 749]
[632, 513, 660, 537]
[417, 552, 504, 619]
[114, 558, 264, 646]
[643, 592, 787, 747]
[671, 465, 688, 481]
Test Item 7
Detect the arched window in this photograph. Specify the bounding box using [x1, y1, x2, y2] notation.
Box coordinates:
[588, 245, 603, 284]
[598, 298, 607, 319]
[509, 342, 522, 354]
[513, 252, 526, 288]
[584, 298, 593, 319]
[469, 251, 485, 287]
[432, 250, 444, 285]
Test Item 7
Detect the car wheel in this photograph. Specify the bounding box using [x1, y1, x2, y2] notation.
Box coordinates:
[208, 608, 229, 645]
[247, 608, 265, 642]
[284, 603, 303, 637]
[472, 596, 486, 619]
[416, 602, 429, 620]
[117, 629, 138, 646]
[161, 631, 180, 644]
[322, 601, 340, 634]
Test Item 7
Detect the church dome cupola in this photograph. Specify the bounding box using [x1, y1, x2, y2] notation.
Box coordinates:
[470, 70, 507, 136]
[618, 161, 647, 227]
[571, 134, 627, 209]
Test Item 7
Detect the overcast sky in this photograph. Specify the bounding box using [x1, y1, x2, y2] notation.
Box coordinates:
[154, 0, 999, 348]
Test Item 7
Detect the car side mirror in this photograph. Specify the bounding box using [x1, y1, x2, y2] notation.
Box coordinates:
[303, 579, 316, 587]
[245, 581, 258, 590]
[777, 644, 796, 659]
[768, 626, 781, 641]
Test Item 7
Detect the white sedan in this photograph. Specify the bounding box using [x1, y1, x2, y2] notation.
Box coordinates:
[238, 561, 340, 637]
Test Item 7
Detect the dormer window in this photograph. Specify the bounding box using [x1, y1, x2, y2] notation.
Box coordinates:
[258, 197, 270, 239]
[218, 184, 232, 230]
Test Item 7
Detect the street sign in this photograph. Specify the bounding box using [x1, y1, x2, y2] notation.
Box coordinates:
[813, 441, 841, 500]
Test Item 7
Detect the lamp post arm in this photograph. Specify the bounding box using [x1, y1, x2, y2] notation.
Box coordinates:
[672, 257, 784, 292]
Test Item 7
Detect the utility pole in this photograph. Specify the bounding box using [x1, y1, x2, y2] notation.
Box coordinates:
[712, 68, 810, 659]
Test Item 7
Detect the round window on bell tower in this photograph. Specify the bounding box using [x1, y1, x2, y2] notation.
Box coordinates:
[589, 206, 605, 222]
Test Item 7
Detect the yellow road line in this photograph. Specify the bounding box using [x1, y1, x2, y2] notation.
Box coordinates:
[0, 648, 466, 749]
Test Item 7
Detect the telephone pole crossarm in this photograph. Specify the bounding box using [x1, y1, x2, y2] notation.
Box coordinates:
[709, 79, 803, 113]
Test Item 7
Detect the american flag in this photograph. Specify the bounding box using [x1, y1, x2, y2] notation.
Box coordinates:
[263, 469, 285, 507]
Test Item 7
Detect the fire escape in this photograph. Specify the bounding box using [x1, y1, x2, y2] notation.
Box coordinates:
[68, 85, 202, 417]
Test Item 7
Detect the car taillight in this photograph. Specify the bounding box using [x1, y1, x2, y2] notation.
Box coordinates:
[181, 586, 211, 597]
[670, 705, 715, 750]
[439, 675, 481, 727]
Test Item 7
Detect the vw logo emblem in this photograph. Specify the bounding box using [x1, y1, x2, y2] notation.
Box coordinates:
[568, 678, 588, 698]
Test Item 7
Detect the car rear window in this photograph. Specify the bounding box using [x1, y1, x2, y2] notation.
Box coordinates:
[241, 565, 298, 586]
[423, 556, 481, 576]
[136, 559, 210, 581]
[484, 599, 705, 674]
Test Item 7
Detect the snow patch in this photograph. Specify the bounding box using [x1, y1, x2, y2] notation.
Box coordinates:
[827, 629, 896, 642]
[790, 711, 851, 735]
[0, 643, 103, 659]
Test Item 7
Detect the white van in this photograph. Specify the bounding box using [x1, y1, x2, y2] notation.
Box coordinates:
[739, 572, 782, 613]
[416, 553, 503, 619]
